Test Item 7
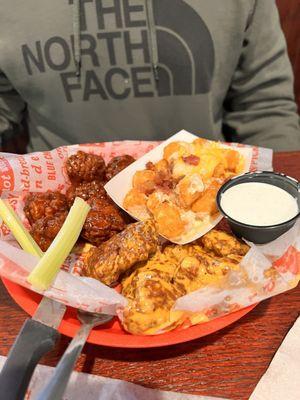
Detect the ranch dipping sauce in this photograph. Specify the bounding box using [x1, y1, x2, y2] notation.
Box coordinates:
[220, 182, 299, 226]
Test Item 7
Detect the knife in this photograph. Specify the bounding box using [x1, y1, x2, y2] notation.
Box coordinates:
[0, 296, 65, 400]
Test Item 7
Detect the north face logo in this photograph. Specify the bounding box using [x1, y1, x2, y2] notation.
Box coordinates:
[152, 0, 215, 96]
[21, 0, 215, 101]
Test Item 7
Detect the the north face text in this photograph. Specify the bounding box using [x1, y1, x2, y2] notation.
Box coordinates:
[21, 0, 214, 102]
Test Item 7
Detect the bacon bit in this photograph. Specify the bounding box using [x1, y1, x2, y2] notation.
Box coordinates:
[146, 161, 155, 170]
[182, 155, 200, 166]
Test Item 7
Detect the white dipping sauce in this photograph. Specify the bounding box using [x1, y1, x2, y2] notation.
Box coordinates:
[220, 182, 299, 226]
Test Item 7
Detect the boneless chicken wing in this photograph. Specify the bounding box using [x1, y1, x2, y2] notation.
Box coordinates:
[121, 263, 184, 335]
[120, 229, 249, 335]
[81, 197, 126, 246]
[83, 220, 159, 286]
[30, 211, 68, 251]
[24, 191, 68, 224]
[105, 155, 135, 181]
[200, 229, 249, 257]
[66, 151, 106, 183]
[66, 180, 107, 207]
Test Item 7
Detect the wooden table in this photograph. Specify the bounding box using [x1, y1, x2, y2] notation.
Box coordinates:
[1, 151, 300, 400]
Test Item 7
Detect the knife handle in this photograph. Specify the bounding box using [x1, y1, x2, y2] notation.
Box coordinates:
[0, 318, 60, 400]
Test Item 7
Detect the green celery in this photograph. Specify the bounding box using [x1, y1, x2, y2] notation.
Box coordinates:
[27, 197, 90, 290]
[0, 199, 43, 258]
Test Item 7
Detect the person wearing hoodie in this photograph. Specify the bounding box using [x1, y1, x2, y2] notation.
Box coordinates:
[0, 0, 299, 153]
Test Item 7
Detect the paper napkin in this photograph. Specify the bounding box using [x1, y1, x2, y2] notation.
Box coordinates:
[0, 355, 226, 400]
[250, 315, 300, 400]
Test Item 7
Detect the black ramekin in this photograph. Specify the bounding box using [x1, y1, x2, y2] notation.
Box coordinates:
[216, 171, 300, 244]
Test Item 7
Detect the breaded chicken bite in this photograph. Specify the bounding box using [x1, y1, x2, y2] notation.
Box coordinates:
[105, 155, 135, 181]
[83, 220, 158, 286]
[24, 191, 68, 224]
[30, 211, 67, 251]
[66, 180, 107, 207]
[81, 197, 126, 246]
[66, 151, 106, 183]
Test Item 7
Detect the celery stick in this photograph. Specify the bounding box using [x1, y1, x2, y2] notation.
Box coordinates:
[0, 199, 43, 258]
[27, 197, 90, 290]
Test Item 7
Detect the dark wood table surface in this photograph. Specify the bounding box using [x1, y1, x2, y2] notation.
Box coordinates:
[1, 151, 300, 400]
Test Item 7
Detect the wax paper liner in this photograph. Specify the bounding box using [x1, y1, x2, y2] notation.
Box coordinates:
[0, 136, 282, 328]
[0, 241, 126, 314]
[174, 220, 300, 326]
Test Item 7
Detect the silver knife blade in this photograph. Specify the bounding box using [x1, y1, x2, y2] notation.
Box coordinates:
[33, 297, 66, 329]
[32, 260, 73, 328]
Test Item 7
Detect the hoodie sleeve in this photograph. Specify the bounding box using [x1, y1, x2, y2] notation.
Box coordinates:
[222, 0, 300, 151]
[0, 68, 26, 151]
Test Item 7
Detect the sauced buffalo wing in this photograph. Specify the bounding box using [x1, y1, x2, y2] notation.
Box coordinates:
[66, 180, 107, 207]
[30, 211, 68, 251]
[83, 220, 159, 286]
[24, 151, 135, 250]
[24, 191, 68, 224]
[81, 197, 126, 246]
[66, 151, 106, 183]
[105, 155, 135, 181]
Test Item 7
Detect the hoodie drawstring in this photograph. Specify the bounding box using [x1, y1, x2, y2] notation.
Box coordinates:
[72, 0, 158, 81]
[73, 0, 81, 77]
[145, 0, 159, 81]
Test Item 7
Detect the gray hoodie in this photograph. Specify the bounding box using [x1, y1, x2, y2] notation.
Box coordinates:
[0, 0, 299, 152]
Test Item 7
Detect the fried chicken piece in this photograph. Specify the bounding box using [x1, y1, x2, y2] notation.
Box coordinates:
[24, 191, 68, 224]
[120, 229, 249, 335]
[81, 197, 126, 246]
[172, 249, 232, 293]
[30, 211, 67, 251]
[105, 155, 135, 181]
[121, 260, 185, 335]
[66, 180, 107, 207]
[200, 230, 249, 258]
[66, 151, 106, 183]
[83, 220, 159, 286]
